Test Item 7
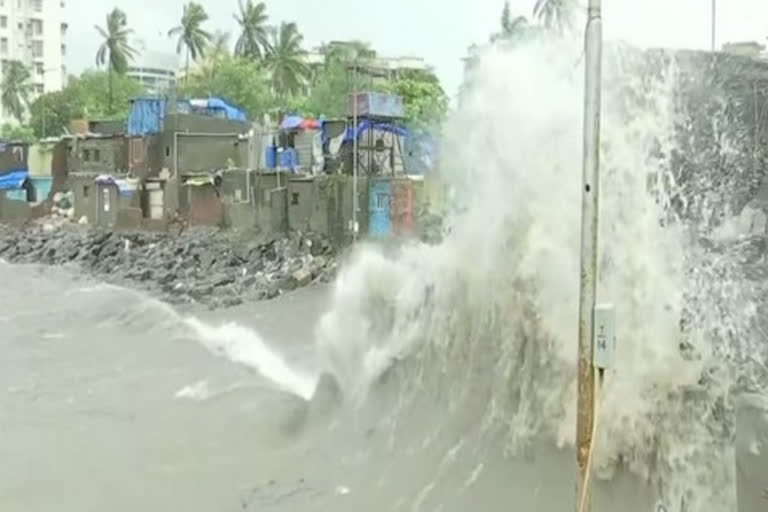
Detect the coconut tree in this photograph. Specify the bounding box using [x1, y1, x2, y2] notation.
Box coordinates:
[501, 1, 531, 36]
[168, 2, 212, 83]
[533, 0, 575, 34]
[1, 60, 32, 123]
[263, 22, 311, 99]
[95, 8, 137, 113]
[233, 0, 269, 60]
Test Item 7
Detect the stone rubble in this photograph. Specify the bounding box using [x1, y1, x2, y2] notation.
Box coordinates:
[0, 222, 338, 310]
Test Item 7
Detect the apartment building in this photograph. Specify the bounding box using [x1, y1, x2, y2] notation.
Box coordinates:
[126, 49, 178, 94]
[0, 0, 67, 124]
[304, 41, 434, 79]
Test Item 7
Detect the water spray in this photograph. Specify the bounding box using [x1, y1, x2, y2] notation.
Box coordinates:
[576, 0, 603, 511]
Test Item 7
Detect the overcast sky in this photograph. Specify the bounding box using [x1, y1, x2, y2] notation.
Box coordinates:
[66, 0, 768, 99]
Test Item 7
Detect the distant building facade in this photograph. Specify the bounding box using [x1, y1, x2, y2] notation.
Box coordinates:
[0, 0, 68, 124]
[721, 41, 767, 59]
[303, 40, 434, 82]
[126, 49, 178, 94]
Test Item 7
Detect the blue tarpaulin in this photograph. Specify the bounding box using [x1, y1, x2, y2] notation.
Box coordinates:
[182, 97, 247, 122]
[343, 119, 409, 142]
[204, 97, 247, 122]
[126, 96, 247, 136]
[0, 169, 28, 190]
[126, 97, 166, 136]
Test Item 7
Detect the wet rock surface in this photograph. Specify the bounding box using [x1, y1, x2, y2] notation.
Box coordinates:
[0, 223, 338, 309]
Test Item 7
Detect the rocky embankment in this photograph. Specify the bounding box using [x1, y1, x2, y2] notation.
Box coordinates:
[0, 223, 337, 309]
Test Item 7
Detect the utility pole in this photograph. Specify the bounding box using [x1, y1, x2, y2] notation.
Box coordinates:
[711, 0, 716, 51]
[576, 0, 603, 511]
[351, 62, 359, 241]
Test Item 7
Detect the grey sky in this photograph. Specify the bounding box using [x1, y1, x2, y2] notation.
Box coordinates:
[66, 0, 768, 99]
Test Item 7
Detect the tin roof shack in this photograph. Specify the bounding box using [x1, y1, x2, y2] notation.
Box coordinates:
[126, 97, 251, 179]
[69, 173, 142, 227]
[277, 116, 324, 174]
[181, 174, 224, 226]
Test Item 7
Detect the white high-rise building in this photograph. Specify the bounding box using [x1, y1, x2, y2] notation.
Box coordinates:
[0, 0, 67, 124]
[126, 39, 178, 94]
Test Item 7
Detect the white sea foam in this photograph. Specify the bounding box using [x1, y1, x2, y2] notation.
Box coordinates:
[306, 37, 765, 511]
[184, 317, 316, 400]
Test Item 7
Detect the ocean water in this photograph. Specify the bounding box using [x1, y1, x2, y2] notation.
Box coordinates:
[2, 35, 767, 512]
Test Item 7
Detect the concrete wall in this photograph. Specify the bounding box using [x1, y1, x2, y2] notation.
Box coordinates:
[27, 142, 55, 177]
[69, 173, 98, 222]
[223, 202, 255, 230]
[0, 192, 32, 224]
[287, 178, 316, 232]
[66, 137, 128, 175]
[183, 183, 223, 226]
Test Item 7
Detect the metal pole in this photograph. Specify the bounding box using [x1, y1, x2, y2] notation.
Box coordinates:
[576, 0, 602, 511]
[710, 0, 716, 51]
[352, 62, 359, 241]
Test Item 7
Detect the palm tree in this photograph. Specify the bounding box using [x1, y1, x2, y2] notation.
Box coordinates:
[533, 0, 575, 34]
[263, 22, 311, 99]
[168, 2, 212, 83]
[1, 60, 32, 123]
[95, 8, 137, 113]
[233, 0, 269, 60]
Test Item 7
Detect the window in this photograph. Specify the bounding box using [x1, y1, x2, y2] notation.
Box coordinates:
[34, 62, 42, 75]
[60, 43, 66, 56]
[291, 192, 299, 205]
[30, 0, 42, 12]
[0, 16, 7, 29]
[0, 38, 7, 55]
[83, 185, 89, 198]
[31, 40, 42, 58]
[30, 19, 42, 36]
[165, 146, 170, 157]
[83, 149, 90, 161]
[93, 149, 101, 162]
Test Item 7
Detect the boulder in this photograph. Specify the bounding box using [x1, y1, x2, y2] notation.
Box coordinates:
[292, 267, 312, 287]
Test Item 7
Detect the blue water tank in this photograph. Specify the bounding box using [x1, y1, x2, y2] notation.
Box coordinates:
[279, 148, 294, 168]
[264, 146, 276, 169]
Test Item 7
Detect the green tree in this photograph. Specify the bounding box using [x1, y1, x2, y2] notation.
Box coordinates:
[0, 123, 35, 143]
[179, 54, 271, 119]
[533, 0, 574, 34]
[385, 71, 448, 130]
[494, 1, 532, 42]
[1, 60, 32, 123]
[234, 0, 269, 60]
[28, 71, 144, 137]
[94, 8, 137, 114]
[168, 2, 212, 83]
[264, 22, 311, 99]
